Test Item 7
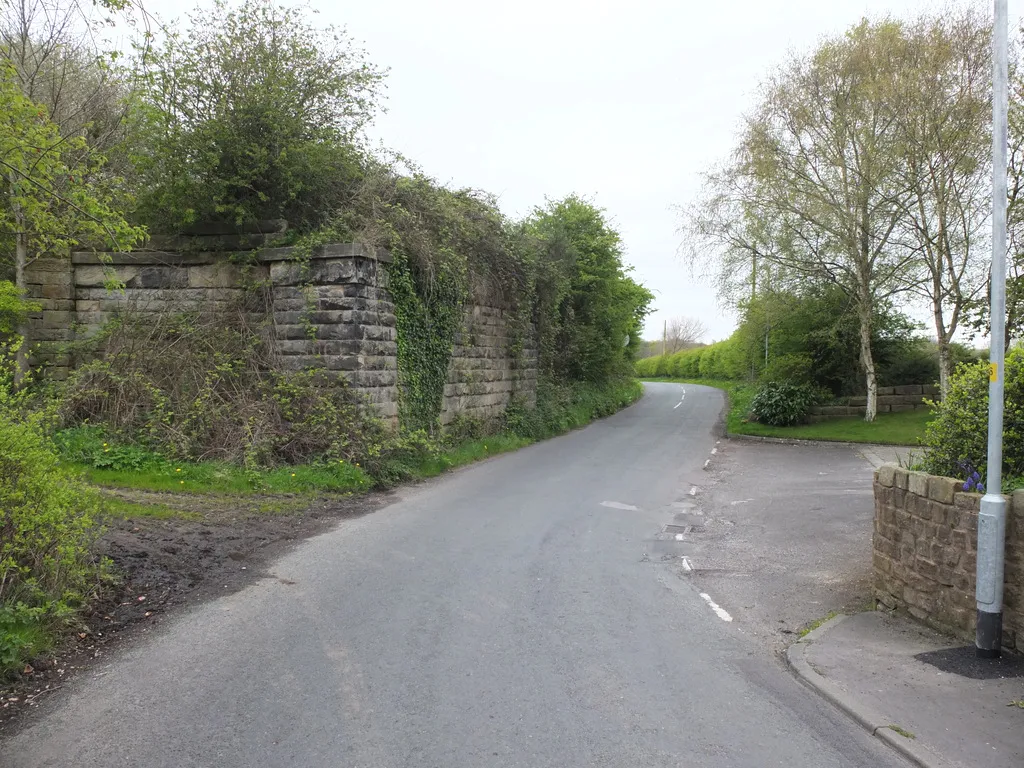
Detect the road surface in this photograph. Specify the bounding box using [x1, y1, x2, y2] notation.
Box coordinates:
[5, 382, 908, 767]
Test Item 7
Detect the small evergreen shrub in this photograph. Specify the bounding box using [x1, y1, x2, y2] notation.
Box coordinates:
[749, 381, 819, 426]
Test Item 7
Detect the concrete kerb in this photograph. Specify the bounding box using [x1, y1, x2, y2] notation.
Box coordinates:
[784, 614, 956, 768]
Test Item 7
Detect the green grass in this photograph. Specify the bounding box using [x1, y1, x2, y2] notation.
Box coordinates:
[100, 496, 198, 521]
[410, 433, 535, 478]
[642, 378, 929, 445]
[77, 460, 372, 495]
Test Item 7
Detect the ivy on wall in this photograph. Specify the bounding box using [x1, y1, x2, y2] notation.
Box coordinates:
[387, 249, 466, 433]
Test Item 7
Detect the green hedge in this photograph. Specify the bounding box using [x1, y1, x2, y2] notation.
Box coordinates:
[635, 336, 747, 381]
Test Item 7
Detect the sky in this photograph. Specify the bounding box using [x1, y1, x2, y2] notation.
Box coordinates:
[143, 0, 1024, 342]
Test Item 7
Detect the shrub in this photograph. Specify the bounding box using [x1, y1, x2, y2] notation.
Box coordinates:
[923, 348, 1024, 482]
[0, 411, 105, 673]
[749, 381, 820, 426]
[59, 305, 388, 467]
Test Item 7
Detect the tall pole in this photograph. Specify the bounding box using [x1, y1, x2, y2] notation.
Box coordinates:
[977, 0, 1009, 659]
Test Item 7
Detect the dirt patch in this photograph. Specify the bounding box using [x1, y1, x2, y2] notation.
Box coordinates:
[0, 488, 390, 736]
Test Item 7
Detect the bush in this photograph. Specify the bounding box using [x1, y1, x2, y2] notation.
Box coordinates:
[59, 305, 388, 467]
[0, 411, 105, 673]
[923, 348, 1024, 483]
[749, 381, 820, 426]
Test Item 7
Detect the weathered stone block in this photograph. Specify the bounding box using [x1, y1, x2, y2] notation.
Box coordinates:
[908, 471, 929, 498]
[928, 476, 958, 505]
[894, 384, 924, 395]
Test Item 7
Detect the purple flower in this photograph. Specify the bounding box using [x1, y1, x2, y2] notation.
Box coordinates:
[978, 483, 986, 493]
[972, 471, 981, 482]
[963, 481, 972, 491]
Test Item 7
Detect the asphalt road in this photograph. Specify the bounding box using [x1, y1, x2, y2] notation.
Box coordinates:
[4, 382, 909, 768]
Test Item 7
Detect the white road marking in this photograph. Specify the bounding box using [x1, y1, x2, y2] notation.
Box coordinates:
[673, 402, 682, 410]
[680, 557, 693, 572]
[700, 593, 733, 622]
[730, 498, 754, 506]
[600, 501, 638, 511]
[711, 448, 718, 455]
[688, 486, 697, 496]
[703, 459, 711, 469]
[674, 533, 685, 541]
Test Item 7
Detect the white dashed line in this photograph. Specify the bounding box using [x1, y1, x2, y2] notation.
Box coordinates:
[688, 486, 697, 496]
[703, 459, 710, 469]
[673, 402, 682, 410]
[700, 593, 733, 622]
[680, 557, 693, 572]
[711, 448, 718, 455]
[600, 501, 638, 511]
[730, 499, 754, 506]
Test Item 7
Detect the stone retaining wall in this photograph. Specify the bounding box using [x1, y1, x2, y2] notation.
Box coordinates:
[25, 244, 537, 424]
[809, 385, 939, 421]
[873, 465, 1022, 652]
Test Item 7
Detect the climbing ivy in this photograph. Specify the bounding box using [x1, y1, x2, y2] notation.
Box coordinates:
[387, 248, 466, 432]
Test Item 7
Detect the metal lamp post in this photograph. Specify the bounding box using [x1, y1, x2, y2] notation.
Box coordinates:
[976, 0, 1010, 659]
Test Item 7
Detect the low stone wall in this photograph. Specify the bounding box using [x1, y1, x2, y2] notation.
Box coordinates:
[809, 384, 938, 421]
[873, 465, 1022, 652]
[25, 244, 537, 425]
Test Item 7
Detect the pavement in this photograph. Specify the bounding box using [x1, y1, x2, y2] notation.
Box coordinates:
[3, 382, 910, 768]
[679, 437, 880, 652]
[787, 611, 1024, 768]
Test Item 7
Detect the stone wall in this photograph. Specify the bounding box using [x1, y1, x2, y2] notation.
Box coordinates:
[24, 244, 536, 424]
[809, 384, 938, 421]
[873, 465, 1022, 652]
[442, 304, 537, 426]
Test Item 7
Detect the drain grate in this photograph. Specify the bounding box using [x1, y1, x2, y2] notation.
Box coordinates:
[664, 524, 691, 535]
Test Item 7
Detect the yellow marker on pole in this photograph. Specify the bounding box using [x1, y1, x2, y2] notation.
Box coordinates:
[990, 362, 999, 382]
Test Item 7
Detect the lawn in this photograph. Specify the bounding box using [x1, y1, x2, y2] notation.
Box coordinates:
[643, 378, 930, 446]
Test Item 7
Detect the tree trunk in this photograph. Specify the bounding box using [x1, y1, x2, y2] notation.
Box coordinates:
[931, 289, 952, 399]
[14, 225, 28, 388]
[936, 336, 953, 400]
[857, 297, 877, 422]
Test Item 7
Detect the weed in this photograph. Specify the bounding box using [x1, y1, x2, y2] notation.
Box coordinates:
[799, 611, 840, 638]
[885, 725, 916, 739]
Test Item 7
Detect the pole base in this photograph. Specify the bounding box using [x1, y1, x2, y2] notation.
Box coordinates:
[976, 609, 1002, 659]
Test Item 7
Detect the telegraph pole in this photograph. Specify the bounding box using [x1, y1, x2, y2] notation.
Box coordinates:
[977, 0, 1009, 659]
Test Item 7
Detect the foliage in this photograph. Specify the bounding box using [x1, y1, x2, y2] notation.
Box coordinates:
[0, 61, 143, 270]
[527, 197, 653, 383]
[0, 281, 37, 336]
[503, 378, 643, 440]
[58, 303, 389, 467]
[134, 0, 384, 231]
[749, 381, 821, 427]
[0, 383, 105, 674]
[923, 348, 1024, 484]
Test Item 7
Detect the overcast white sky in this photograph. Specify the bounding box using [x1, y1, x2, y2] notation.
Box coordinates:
[144, 0, 1024, 341]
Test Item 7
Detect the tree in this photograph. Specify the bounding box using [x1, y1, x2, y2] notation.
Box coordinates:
[663, 315, 707, 354]
[0, 63, 142, 380]
[690, 20, 917, 420]
[528, 196, 653, 383]
[135, 0, 385, 232]
[892, 10, 990, 397]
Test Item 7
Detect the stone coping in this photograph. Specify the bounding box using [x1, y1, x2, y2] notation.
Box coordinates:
[71, 243, 392, 266]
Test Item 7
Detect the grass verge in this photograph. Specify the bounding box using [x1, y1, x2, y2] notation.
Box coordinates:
[55, 379, 644, 510]
[643, 378, 929, 445]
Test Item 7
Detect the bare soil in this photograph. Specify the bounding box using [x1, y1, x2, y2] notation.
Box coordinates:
[0, 488, 390, 736]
